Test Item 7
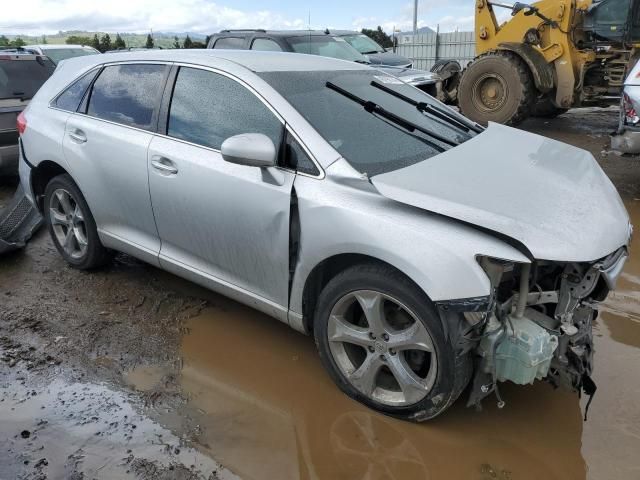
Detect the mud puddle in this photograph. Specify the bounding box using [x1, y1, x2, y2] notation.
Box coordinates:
[0, 372, 238, 480]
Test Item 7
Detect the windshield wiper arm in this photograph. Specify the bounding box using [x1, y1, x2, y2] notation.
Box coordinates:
[370, 80, 483, 134]
[326, 81, 456, 149]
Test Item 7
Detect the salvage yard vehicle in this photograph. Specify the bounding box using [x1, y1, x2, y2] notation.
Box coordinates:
[23, 44, 100, 65]
[612, 58, 640, 152]
[18, 50, 631, 421]
[333, 30, 413, 68]
[207, 30, 443, 99]
[458, 0, 640, 125]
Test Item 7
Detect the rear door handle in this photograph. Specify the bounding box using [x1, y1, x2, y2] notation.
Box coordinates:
[68, 129, 87, 144]
[151, 155, 178, 175]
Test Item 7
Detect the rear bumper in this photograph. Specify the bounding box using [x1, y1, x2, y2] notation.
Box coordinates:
[18, 140, 36, 206]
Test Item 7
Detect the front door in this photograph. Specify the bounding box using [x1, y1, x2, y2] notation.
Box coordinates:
[148, 66, 294, 308]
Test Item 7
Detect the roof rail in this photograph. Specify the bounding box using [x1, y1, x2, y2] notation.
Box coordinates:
[220, 29, 266, 33]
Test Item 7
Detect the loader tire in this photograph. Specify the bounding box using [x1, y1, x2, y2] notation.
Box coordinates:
[458, 51, 535, 126]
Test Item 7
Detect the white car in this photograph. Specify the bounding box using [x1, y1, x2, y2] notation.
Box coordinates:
[23, 44, 100, 65]
[18, 50, 631, 421]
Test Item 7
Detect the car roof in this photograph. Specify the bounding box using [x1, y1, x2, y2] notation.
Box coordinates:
[217, 30, 355, 38]
[0, 51, 49, 61]
[56, 49, 370, 73]
[25, 44, 95, 50]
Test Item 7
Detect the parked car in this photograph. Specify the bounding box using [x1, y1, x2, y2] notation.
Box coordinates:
[23, 45, 100, 65]
[207, 30, 441, 98]
[611, 59, 640, 153]
[19, 50, 630, 421]
[0, 51, 55, 175]
[332, 30, 412, 68]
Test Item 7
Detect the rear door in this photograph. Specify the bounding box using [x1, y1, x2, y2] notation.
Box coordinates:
[148, 65, 294, 308]
[62, 62, 170, 264]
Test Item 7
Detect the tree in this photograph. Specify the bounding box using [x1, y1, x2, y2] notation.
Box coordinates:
[114, 34, 126, 49]
[182, 35, 193, 49]
[361, 26, 393, 49]
[191, 41, 206, 49]
[145, 34, 154, 49]
[0, 35, 9, 47]
[41, 35, 48, 44]
[91, 34, 100, 51]
[173, 36, 180, 49]
[99, 33, 112, 53]
[66, 35, 93, 46]
[12, 37, 26, 48]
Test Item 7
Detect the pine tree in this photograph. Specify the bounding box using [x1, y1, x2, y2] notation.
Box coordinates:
[99, 33, 112, 53]
[114, 34, 126, 50]
[183, 35, 193, 49]
[91, 34, 100, 51]
[0, 35, 9, 47]
[12, 37, 25, 47]
[41, 35, 48, 44]
[145, 34, 154, 49]
[173, 36, 180, 49]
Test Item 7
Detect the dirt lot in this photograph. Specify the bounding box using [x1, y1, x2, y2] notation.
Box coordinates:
[1, 107, 639, 480]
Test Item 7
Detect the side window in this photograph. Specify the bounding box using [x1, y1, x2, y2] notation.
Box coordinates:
[213, 37, 245, 49]
[251, 38, 283, 52]
[285, 133, 319, 176]
[55, 69, 99, 112]
[87, 64, 167, 130]
[167, 67, 283, 151]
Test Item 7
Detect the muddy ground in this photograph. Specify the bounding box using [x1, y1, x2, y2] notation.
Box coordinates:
[1, 107, 639, 480]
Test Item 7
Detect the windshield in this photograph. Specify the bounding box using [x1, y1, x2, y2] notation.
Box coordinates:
[42, 48, 97, 65]
[0, 57, 55, 100]
[286, 36, 368, 63]
[341, 34, 384, 54]
[259, 69, 477, 176]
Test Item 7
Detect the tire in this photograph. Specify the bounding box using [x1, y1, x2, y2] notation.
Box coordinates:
[458, 51, 535, 126]
[313, 263, 471, 422]
[430, 59, 462, 104]
[44, 174, 112, 270]
[531, 96, 569, 118]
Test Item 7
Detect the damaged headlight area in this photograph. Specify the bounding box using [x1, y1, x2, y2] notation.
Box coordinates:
[444, 250, 628, 418]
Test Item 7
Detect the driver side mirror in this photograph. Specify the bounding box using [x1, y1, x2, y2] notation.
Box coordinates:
[221, 133, 276, 168]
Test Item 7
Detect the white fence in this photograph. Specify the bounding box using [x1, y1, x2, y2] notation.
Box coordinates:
[396, 31, 476, 70]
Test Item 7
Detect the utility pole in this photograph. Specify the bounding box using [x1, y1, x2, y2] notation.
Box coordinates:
[413, 0, 418, 35]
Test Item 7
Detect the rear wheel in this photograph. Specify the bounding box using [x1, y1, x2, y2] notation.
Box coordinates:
[44, 174, 112, 269]
[458, 51, 535, 126]
[431, 59, 461, 104]
[313, 263, 471, 422]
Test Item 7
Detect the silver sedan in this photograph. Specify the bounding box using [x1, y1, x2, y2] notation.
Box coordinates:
[18, 50, 630, 421]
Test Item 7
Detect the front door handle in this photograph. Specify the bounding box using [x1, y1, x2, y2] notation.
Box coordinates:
[151, 155, 178, 175]
[68, 129, 87, 144]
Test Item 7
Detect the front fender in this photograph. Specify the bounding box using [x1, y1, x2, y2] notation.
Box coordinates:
[289, 169, 530, 320]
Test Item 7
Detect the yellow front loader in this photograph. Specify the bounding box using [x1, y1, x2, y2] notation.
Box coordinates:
[457, 0, 639, 125]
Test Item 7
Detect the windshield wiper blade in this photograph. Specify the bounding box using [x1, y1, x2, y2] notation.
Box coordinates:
[370, 80, 483, 134]
[326, 81, 456, 150]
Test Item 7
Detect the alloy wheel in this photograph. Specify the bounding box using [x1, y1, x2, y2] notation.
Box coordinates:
[49, 188, 88, 260]
[327, 290, 438, 406]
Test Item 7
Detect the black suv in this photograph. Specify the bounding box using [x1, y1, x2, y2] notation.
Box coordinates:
[207, 30, 440, 97]
[0, 51, 55, 175]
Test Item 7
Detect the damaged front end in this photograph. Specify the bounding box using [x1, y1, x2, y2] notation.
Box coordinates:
[455, 250, 628, 417]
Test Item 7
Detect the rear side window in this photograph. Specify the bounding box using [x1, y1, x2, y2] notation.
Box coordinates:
[167, 67, 283, 151]
[0, 57, 55, 101]
[55, 70, 98, 112]
[251, 38, 283, 52]
[213, 37, 245, 49]
[87, 64, 167, 130]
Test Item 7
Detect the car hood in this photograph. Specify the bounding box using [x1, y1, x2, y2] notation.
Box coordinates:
[371, 123, 630, 262]
[366, 51, 412, 67]
[376, 66, 439, 85]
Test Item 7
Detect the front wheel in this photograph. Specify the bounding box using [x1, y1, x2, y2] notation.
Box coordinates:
[313, 263, 471, 422]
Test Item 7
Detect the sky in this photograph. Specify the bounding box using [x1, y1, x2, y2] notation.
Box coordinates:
[0, 0, 480, 36]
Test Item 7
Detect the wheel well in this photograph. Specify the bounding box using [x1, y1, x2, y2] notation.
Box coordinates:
[31, 161, 68, 212]
[301, 254, 422, 334]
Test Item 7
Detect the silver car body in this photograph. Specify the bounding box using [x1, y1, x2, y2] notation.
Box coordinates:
[19, 50, 630, 336]
[23, 45, 100, 65]
[612, 60, 640, 153]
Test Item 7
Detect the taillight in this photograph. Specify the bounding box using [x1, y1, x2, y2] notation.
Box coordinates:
[622, 93, 639, 126]
[17, 111, 26, 136]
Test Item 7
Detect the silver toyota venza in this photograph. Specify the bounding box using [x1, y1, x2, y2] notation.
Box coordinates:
[18, 50, 631, 421]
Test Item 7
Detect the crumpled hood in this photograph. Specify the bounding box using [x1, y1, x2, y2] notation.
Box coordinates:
[371, 123, 630, 262]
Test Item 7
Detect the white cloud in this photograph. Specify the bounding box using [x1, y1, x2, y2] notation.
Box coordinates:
[0, 0, 306, 35]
